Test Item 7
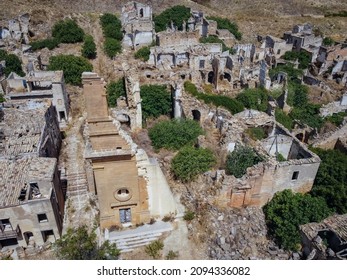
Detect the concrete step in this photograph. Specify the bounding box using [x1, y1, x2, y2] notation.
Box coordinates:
[115, 232, 163, 244]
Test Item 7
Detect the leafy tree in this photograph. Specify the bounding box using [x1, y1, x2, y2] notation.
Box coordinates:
[199, 35, 230, 52]
[100, 13, 122, 30]
[0, 50, 24, 76]
[104, 38, 121, 58]
[149, 119, 203, 151]
[226, 146, 264, 178]
[311, 184, 347, 214]
[154, 5, 191, 32]
[171, 146, 216, 182]
[48, 55, 93, 85]
[102, 24, 123, 41]
[54, 225, 120, 260]
[275, 108, 293, 130]
[140, 84, 172, 120]
[184, 81, 244, 115]
[291, 83, 308, 108]
[52, 19, 85, 43]
[322, 37, 335, 46]
[324, 112, 347, 127]
[31, 38, 60, 51]
[134, 46, 150, 61]
[106, 78, 126, 107]
[82, 35, 97, 59]
[281, 51, 311, 69]
[263, 190, 332, 250]
[206, 16, 242, 40]
[289, 103, 324, 129]
[236, 87, 269, 112]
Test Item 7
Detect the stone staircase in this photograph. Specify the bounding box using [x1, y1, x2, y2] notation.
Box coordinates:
[66, 172, 88, 197]
[107, 221, 173, 252]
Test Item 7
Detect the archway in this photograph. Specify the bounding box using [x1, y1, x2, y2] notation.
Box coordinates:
[208, 71, 214, 84]
[192, 110, 201, 122]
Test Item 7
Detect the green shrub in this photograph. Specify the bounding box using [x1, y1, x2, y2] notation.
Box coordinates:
[0, 50, 24, 76]
[324, 112, 347, 127]
[206, 16, 242, 40]
[263, 190, 332, 250]
[106, 79, 126, 107]
[140, 84, 172, 120]
[154, 5, 191, 32]
[247, 127, 266, 140]
[183, 210, 195, 221]
[100, 13, 121, 29]
[322, 37, 335, 46]
[102, 24, 123, 41]
[275, 108, 293, 130]
[276, 153, 286, 162]
[236, 87, 269, 112]
[145, 240, 164, 259]
[104, 38, 121, 58]
[171, 146, 216, 182]
[289, 104, 324, 129]
[149, 119, 203, 151]
[165, 250, 179, 260]
[81, 35, 97, 59]
[282, 51, 311, 69]
[48, 55, 93, 85]
[226, 146, 264, 178]
[52, 19, 85, 43]
[0, 93, 5, 102]
[184, 81, 244, 114]
[269, 64, 303, 80]
[134, 46, 150, 61]
[199, 35, 230, 52]
[31, 38, 60, 51]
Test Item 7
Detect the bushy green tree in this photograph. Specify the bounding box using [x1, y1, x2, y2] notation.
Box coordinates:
[54, 225, 120, 260]
[104, 38, 121, 58]
[263, 190, 332, 250]
[149, 119, 203, 151]
[106, 78, 126, 107]
[31, 38, 60, 51]
[0, 50, 24, 76]
[100, 13, 122, 30]
[82, 35, 97, 59]
[48, 55, 93, 85]
[236, 87, 269, 112]
[206, 16, 242, 40]
[171, 146, 216, 182]
[275, 108, 293, 130]
[289, 103, 324, 129]
[282, 51, 311, 69]
[102, 24, 123, 41]
[52, 19, 85, 43]
[134, 46, 150, 61]
[322, 37, 335, 46]
[154, 5, 191, 32]
[140, 84, 172, 120]
[226, 146, 263, 178]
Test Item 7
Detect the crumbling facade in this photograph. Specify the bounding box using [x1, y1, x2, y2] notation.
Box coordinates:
[5, 71, 69, 128]
[0, 100, 64, 249]
[121, 1, 154, 49]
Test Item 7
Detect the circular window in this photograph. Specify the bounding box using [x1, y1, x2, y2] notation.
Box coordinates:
[114, 188, 132, 202]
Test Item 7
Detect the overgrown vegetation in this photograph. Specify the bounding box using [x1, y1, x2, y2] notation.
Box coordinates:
[275, 108, 293, 130]
[31, 38, 60, 51]
[246, 127, 266, 140]
[324, 112, 347, 127]
[153, 5, 191, 32]
[48, 55, 93, 85]
[263, 190, 332, 251]
[54, 225, 120, 259]
[325, 10, 347, 17]
[0, 50, 24, 76]
[52, 19, 85, 43]
[140, 85, 172, 121]
[106, 78, 126, 107]
[148, 119, 203, 151]
[165, 250, 179, 260]
[199, 35, 231, 52]
[145, 240, 164, 259]
[236, 87, 269, 112]
[310, 148, 347, 214]
[282, 51, 311, 69]
[184, 81, 244, 115]
[226, 146, 264, 178]
[81, 35, 97, 59]
[183, 210, 196, 221]
[134, 46, 151, 61]
[206, 16, 242, 40]
[171, 146, 216, 182]
[322, 37, 335, 46]
[289, 103, 324, 130]
[100, 13, 122, 58]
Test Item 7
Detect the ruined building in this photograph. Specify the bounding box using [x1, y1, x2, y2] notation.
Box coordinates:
[83, 72, 177, 229]
[0, 100, 64, 249]
[5, 71, 69, 129]
[121, 1, 154, 49]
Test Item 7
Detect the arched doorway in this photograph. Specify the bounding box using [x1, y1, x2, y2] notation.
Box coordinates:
[192, 110, 201, 122]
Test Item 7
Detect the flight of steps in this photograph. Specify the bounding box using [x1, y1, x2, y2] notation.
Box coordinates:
[66, 172, 88, 197]
[107, 221, 173, 252]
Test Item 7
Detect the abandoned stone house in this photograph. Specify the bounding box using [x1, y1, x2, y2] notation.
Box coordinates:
[5, 70, 69, 128]
[121, 1, 154, 49]
[82, 72, 176, 229]
[0, 100, 64, 249]
[300, 214, 347, 260]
